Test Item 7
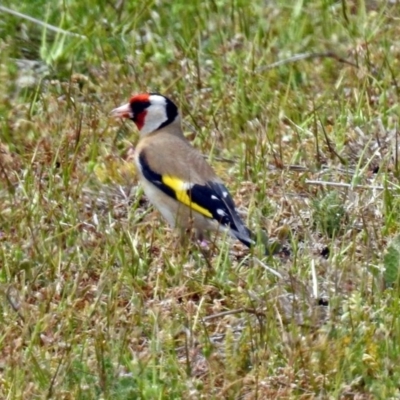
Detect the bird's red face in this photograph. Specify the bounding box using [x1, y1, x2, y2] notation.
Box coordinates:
[111, 93, 151, 131]
[111, 93, 179, 136]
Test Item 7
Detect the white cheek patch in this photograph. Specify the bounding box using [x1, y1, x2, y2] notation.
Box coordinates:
[140, 96, 169, 135]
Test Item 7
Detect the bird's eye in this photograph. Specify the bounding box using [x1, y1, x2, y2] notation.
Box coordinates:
[131, 100, 151, 115]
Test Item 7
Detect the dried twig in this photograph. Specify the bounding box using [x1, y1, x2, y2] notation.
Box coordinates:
[0, 5, 87, 39]
[256, 51, 358, 72]
[203, 307, 266, 321]
[305, 180, 384, 190]
[310, 259, 318, 300]
[252, 256, 283, 279]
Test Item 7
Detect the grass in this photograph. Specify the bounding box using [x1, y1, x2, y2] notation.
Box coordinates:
[1, 0, 400, 398]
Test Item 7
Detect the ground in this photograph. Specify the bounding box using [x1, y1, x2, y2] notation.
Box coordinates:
[1, 0, 400, 398]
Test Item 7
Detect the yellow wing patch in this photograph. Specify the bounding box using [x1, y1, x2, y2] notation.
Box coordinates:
[162, 175, 213, 218]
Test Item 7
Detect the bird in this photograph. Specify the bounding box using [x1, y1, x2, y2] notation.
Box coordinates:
[111, 93, 268, 254]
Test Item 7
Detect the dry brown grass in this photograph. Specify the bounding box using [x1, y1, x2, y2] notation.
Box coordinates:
[1, 0, 400, 398]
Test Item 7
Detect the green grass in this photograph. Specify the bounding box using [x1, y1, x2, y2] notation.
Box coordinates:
[1, 0, 400, 398]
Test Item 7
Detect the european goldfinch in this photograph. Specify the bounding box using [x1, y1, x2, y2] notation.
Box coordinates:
[111, 93, 263, 252]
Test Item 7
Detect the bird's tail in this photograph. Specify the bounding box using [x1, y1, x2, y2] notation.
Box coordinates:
[231, 226, 271, 256]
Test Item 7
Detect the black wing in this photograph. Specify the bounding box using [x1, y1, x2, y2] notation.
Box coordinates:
[139, 152, 254, 248]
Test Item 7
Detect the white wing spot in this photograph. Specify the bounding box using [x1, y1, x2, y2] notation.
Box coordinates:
[222, 191, 229, 198]
[181, 182, 194, 190]
[211, 195, 219, 200]
[217, 209, 227, 217]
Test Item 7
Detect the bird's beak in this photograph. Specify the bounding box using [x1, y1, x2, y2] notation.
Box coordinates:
[110, 103, 132, 119]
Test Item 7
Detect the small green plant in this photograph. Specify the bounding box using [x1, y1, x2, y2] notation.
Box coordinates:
[312, 191, 346, 238]
[383, 234, 400, 287]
